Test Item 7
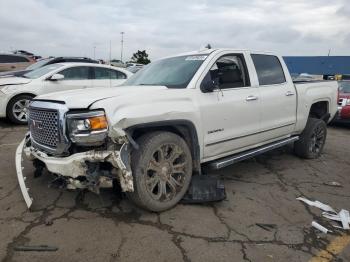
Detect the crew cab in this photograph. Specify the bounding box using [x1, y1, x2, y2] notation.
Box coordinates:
[16, 49, 338, 211]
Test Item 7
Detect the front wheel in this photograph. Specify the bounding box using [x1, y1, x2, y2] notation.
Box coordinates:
[127, 131, 193, 212]
[294, 118, 327, 159]
[6, 94, 34, 124]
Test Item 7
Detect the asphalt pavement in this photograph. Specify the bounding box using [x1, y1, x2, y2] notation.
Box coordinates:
[0, 119, 349, 262]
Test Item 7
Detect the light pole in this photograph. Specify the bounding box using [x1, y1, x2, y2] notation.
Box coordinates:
[109, 40, 112, 65]
[120, 32, 124, 63]
[93, 44, 96, 59]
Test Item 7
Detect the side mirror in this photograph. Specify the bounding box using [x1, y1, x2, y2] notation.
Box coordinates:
[200, 69, 219, 93]
[49, 74, 64, 81]
[201, 80, 216, 93]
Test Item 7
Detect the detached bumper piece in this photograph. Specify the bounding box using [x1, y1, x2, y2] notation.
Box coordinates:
[16, 134, 134, 209]
[15, 139, 33, 208]
[181, 175, 226, 204]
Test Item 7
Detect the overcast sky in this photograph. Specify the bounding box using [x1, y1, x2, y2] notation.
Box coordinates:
[0, 0, 349, 61]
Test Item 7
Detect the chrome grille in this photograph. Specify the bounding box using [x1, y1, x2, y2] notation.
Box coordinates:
[29, 108, 59, 148]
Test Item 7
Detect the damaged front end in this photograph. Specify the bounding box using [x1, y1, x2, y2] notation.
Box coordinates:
[15, 101, 134, 209]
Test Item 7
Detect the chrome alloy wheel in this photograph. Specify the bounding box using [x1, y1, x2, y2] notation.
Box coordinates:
[309, 124, 326, 154]
[145, 143, 187, 202]
[12, 99, 30, 122]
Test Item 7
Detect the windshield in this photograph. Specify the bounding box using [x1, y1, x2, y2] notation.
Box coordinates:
[23, 64, 63, 79]
[339, 81, 350, 93]
[123, 55, 207, 88]
[26, 58, 51, 70]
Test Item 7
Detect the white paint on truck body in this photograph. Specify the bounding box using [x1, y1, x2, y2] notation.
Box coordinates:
[16, 48, 339, 208]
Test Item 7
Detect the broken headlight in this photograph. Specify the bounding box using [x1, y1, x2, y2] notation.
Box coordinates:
[67, 110, 108, 146]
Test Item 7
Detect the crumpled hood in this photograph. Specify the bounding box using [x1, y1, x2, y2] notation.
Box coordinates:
[35, 85, 168, 108]
[0, 76, 31, 87]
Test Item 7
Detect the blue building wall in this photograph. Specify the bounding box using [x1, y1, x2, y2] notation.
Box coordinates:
[283, 56, 350, 75]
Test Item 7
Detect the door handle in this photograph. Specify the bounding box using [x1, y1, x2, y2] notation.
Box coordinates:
[285, 91, 295, 96]
[246, 95, 258, 101]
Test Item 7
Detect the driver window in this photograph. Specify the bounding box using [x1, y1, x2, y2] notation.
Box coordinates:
[210, 55, 250, 89]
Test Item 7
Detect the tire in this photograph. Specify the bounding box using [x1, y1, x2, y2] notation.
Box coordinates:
[127, 131, 193, 212]
[294, 118, 327, 159]
[6, 94, 34, 124]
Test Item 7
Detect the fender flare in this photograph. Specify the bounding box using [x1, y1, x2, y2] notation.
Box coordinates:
[126, 120, 201, 173]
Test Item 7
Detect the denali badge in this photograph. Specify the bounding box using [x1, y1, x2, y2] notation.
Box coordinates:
[31, 119, 43, 130]
[208, 128, 224, 134]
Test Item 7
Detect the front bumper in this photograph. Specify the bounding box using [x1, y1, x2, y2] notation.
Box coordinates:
[16, 136, 134, 208]
[0, 92, 9, 118]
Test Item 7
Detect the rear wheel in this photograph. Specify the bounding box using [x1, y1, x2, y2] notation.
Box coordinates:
[294, 118, 327, 159]
[127, 131, 192, 212]
[6, 94, 34, 124]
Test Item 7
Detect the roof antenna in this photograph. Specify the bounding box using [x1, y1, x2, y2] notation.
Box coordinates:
[205, 44, 212, 49]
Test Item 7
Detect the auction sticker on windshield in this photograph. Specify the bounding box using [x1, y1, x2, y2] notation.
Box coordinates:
[185, 56, 208, 61]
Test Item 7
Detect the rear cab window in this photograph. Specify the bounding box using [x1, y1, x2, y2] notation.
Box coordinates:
[251, 54, 286, 85]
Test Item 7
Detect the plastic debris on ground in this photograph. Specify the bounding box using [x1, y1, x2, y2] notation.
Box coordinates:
[296, 197, 350, 233]
[256, 223, 276, 232]
[311, 221, 332, 234]
[182, 175, 226, 204]
[14, 245, 58, 252]
[323, 181, 342, 187]
[296, 197, 336, 213]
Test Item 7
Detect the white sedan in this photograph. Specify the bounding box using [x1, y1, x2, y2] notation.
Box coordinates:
[0, 63, 132, 124]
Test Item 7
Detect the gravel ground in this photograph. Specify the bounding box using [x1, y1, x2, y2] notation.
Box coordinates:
[0, 119, 349, 262]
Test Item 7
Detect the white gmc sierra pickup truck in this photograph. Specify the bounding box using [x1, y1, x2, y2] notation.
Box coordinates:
[16, 48, 338, 211]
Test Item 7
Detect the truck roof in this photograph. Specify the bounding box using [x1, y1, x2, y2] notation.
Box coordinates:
[161, 48, 277, 60]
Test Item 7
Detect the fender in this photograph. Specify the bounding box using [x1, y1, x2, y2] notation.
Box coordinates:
[126, 120, 201, 174]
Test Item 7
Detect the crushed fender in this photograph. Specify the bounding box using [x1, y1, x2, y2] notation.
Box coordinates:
[107, 143, 133, 192]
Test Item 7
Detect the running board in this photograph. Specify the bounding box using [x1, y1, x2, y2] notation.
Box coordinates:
[208, 136, 299, 170]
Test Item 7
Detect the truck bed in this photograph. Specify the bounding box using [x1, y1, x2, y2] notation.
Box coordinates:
[293, 80, 338, 133]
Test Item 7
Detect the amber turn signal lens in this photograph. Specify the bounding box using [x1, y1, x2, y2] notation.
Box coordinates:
[89, 115, 108, 130]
